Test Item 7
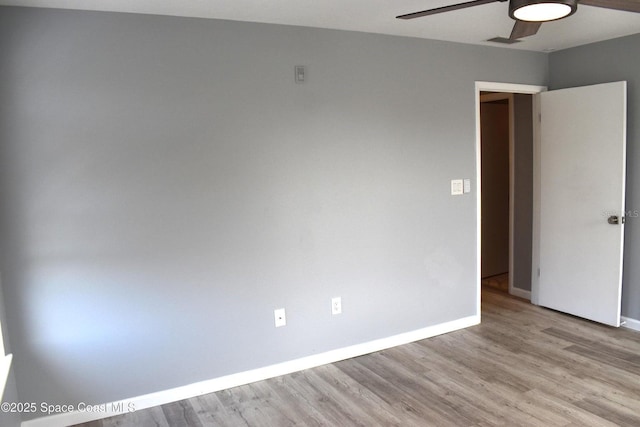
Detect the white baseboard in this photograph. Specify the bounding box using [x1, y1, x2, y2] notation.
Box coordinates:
[510, 287, 531, 300]
[621, 316, 640, 332]
[1, 354, 13, 401]
[22, 314, 479, 427]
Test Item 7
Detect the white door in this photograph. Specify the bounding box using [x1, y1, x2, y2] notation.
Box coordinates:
[538, 81, 626, 327]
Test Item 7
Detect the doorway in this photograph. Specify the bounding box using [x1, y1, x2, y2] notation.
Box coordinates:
[475, 82, 546, 314]
[480, 93, 510, 292]
[476, 81, 627, 326]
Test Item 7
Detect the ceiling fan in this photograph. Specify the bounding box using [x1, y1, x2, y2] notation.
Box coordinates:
[397, 0, 640, 42]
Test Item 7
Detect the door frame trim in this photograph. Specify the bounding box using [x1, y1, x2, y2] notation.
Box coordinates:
[475, 81, 547, 316]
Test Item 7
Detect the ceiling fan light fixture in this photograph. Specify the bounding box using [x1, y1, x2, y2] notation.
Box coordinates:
[509, 0, 577, 22]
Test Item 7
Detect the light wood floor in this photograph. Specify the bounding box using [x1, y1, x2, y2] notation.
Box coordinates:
[481, 273, 509, 292]
[74, 288, 640, 426]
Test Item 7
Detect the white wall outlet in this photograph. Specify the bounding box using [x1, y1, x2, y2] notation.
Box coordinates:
[331, 297, 342, 315]
[451, 179, 464, 195]
[274, 308, 286, 327]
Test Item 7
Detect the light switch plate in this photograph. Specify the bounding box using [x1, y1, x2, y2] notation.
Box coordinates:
[463, 179, 471, 193]
[451, 179, 464, 195]
[295, 65, 306, 83]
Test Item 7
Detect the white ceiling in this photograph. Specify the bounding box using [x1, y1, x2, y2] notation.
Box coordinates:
[1, 0, 639, 52]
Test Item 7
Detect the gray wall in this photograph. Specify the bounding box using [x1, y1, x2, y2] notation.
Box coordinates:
[549, 34, 640, 320]
[0, 6, 547, 417]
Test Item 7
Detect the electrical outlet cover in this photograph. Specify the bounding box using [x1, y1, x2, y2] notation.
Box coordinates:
[331, 297, 342, 315]
[274, 308, 286, 327]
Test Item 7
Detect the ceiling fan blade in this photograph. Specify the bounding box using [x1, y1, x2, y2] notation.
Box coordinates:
[510, 20, 542, 40]
[579, 0, 640, 13]
[397, 0, 503, 20]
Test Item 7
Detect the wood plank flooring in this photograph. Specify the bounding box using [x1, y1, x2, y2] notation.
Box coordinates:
[481, 273, 509, 292]
[73, 288, 640, 426]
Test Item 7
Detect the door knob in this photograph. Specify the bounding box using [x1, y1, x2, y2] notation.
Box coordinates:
[608, 215, 621, 225]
